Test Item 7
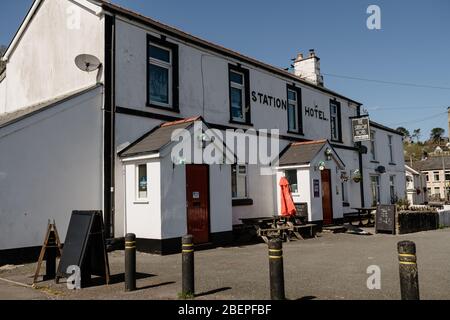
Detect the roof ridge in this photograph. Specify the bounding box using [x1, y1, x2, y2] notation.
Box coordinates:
[160, 116, 202, 127]
[291, 139, 328, 146]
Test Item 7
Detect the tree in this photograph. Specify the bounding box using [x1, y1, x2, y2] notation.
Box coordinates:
[430, 127, 445, 143]
[396, 127, 410, 139]
[411, 128, 421, 143]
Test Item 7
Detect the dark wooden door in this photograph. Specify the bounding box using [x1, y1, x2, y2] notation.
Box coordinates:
[186, 165, 210, 244]
[321, 169, 334, 225]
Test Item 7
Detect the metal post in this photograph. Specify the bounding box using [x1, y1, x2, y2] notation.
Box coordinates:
[125, 233, 136, 292]
[268, 238, 285, 300]
[398, 241, 420, 300]
[43, 231, 56, 280]
[182, 235, 195, 296]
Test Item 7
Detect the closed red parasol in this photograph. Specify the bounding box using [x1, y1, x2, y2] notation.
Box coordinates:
[279, 177, 297, 217]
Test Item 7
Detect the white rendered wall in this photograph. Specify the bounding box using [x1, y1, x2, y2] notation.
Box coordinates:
[124, 159, 162, 239]
[0, 86, 103, 250]
[1, 0, 104, 114]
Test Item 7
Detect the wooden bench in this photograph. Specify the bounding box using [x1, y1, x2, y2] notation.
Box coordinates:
[292, 224, 316, 239]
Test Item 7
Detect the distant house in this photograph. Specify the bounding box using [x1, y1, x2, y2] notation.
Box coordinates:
[413, 156, 450, 202]
[405, 165, 427, 205]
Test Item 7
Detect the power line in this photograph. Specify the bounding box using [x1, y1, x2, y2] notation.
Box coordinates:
[368, 105, 447, 111]
[323, 73, 450, 90]
[388, 111, 448, 127]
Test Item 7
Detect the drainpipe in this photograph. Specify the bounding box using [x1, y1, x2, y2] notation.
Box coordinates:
[357, 105, 365, 207]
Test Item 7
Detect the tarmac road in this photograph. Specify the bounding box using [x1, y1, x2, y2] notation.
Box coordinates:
[0, 227, 449, 300]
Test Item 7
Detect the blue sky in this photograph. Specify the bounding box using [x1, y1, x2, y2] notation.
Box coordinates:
[1, 0, 449, 139]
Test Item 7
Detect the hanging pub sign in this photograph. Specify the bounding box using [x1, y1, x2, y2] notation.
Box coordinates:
[352, 117, 371, 142]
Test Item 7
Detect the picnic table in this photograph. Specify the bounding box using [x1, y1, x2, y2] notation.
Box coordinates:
[240, 216, 316, 243]
[349, 207, 376, 227]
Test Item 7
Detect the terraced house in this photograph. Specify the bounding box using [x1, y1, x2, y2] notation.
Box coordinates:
[0, 0, 406, 257]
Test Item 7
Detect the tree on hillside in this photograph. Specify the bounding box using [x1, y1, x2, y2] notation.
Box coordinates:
[430, 127, 445, 143]
[396, 127, 410, 140]
[0, 45, 6, 73]
[412, 128, 421, 143]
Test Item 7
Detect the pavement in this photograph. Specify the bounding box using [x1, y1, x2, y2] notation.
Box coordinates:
[1, 227, 450, 300]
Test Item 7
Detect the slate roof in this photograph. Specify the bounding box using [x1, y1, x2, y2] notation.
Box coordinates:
[279, 140, 328, 166]
[119, 117, 201, 158]
[0, 84, 101, 129]
[413, 157, 450, 171]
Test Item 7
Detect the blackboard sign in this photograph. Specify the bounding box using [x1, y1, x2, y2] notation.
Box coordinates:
[294, 203, 308, 218]
[56, 211, 110, 287]
[375, 205, 396, 234]
[352, 117, 371, 142]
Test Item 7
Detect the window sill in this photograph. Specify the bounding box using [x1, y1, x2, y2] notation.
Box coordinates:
[146, 103, 180, 113]
[229, 120, 254, 127]
[287, 130, 304, 136]
[134, 200, 149, 204]
[232, 198, 254, 206]
[343, 202, 350, 207]
[389, 162, 396, 166]
[370, 160, 380, 164]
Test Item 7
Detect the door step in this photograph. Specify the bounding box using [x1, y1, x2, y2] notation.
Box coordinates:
[322, 225, 347, 233]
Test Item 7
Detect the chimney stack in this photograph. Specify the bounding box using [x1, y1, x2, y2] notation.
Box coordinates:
[293, 49, 324, 87]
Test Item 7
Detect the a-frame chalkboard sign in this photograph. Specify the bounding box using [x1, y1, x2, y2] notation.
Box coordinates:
[56, 211, 110, 287]
[375, 204, 396, 235]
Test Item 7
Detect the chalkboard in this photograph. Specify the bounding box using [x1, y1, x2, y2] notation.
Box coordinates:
[375, 205, 396, 234]
[56, 211, 110, 286]
[295, 203, 308, 218]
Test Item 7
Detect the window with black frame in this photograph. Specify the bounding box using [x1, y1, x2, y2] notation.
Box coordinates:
[228, 64, 251, 125]
[147, 35, 179, 111]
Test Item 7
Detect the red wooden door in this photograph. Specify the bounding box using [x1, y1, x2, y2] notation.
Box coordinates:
[321, 169, 334, 225]
[186, 165, 210, 244]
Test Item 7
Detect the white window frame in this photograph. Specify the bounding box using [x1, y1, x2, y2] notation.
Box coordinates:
[390, 175, 396, 204]
[434, 171, 440, 181]
[370, 175, 381, 205]
[388, 135, 394, 163]
[232, 164, 249, 199]
[330, 103, 339, 141]
[287, 89, 298, 132]
[370, 130, 377, 161]
[284, 169, 299, 194]
[148, 43, 173, 108]
[135, 163, 149, 203]
[230, 70, 246, 123]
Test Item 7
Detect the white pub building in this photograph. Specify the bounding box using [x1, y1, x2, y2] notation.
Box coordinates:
[0, 0, 406, 258]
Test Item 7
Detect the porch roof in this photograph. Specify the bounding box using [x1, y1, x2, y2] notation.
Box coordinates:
[278, 139, 345, 167]
[119, 116, 201, 158]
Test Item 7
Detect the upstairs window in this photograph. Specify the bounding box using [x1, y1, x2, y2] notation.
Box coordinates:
[330, 100, 342, 142]
[434, 171, 440, 181]
[370, 130, 377, 161]
[388, 135, 394, 163]
[287, 85, 303, 134]
[229, 64, 251, 124]
[147, 35, 179, 111]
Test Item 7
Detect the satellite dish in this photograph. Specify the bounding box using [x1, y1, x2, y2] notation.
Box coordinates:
[75, 54, 101, 72]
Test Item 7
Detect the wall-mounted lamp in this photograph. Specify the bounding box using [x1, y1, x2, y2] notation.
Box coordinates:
[325, 148, 332, 161]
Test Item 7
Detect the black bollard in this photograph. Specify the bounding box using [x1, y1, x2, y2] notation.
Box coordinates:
[268, 238, 285, 300]
[182, 235, 195, 297]
[398, 241, 420, 300]
[43, 232, 57, 280]
[125, 233, 137, 292]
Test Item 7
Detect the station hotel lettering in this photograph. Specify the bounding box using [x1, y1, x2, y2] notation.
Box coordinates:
[0, 0, 406, 257]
